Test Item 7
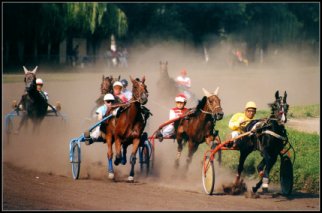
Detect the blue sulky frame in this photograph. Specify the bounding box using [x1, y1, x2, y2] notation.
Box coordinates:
[68, 113, 153, 180]
[68, 114, 113, 180]
[4, 105, 67, 134]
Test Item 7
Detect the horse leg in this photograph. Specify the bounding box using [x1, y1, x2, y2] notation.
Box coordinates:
[185, 141, 199, 171]
[16, 114, 28, 134]
[114, 138, 122, 166]
[128, 138, 140, 182]
[121, 143, 128, 165]
[234, 150, 251, 185]
[261, 150, 278, 193]
[175, 138, 184, 168]
[257, 158, 265, 177]
[106, 134, 115, 179]
[251, 158, 266, 192]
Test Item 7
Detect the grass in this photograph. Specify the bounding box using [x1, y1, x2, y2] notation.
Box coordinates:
[200, 104, 320, 194]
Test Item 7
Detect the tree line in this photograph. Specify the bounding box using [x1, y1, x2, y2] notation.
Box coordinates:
[3, 2, 319, 67]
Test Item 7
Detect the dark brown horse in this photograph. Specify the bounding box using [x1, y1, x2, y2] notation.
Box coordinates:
[90, 75, 120, 117]
[174, 87, 224, 170]
[156, 61, 178, 100]
[16, 66, 48, 133]
[233, 90, 290, 194]
[96, 75, 120, 106]
[105, 76, 150, 181]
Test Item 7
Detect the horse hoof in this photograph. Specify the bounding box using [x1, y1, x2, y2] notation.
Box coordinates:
[121, 159, 127, 165]
[127, 176, 134, 182]
[114, 158, 121, 166]
[108, 172, 114, 180]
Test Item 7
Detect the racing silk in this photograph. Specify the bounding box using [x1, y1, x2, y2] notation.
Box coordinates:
[161, 107, 189, 137]
[169, 107, 189, 120]
[114, 93, 128, 103]
[228, 112, 251, 133]
[175, 75, 191, 88]
[96, 104, 109, 118]
[122, 88, 132, 101]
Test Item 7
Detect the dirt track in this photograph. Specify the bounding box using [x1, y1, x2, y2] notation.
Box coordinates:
[2, 44, 320, 210]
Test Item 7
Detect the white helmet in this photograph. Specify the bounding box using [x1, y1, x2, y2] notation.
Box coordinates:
[175, 94, 187, 103]
[104, 93, 115, 101]
[113, 81, 123, 88]
[36, 78, 43, 85]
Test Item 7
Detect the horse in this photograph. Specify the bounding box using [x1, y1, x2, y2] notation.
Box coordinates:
[156, 61, 178, 100]
[174, 87, 224, 170]
[90, 75, 120, 117]
[233, 90, 289, 193]
[105, 76, 150, 181]
[16, 66, 48, 133]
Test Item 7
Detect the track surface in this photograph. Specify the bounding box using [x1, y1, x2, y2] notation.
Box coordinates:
[2, 58, 320, 210]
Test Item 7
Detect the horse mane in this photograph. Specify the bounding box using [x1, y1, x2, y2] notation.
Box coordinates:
[191, 96, 207, 116]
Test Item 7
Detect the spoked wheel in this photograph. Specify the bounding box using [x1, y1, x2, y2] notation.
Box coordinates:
[202, 152, 215, 195]
[71, 142, 81, 179]
[139, 140, 151, 176]
[280, 155, 293, 195]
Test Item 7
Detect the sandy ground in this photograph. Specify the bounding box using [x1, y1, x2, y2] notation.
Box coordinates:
[2, 42, 320, 210]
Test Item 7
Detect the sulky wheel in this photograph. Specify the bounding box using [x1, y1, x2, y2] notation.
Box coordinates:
[71, 142, 81, 180]
[280, 155, 293, 195]
[202, 152, 215, 195]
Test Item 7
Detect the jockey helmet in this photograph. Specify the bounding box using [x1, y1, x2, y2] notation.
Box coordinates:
[175, 93, 187, 103]
[245, 101, 257, 109]
[121, 79, 128, 87]
[104, 93, 115, 101]
[36, 78, 44, 85]
[113, 81, 123, 88]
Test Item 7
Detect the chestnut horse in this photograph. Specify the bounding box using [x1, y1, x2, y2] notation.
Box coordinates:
[233, 90, 290, 193]
[105, 76, 149, 181]
[16, 66, 48, 133]
[174, 87, 224, 170]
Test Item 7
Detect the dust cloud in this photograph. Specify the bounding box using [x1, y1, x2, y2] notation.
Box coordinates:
[2, 39, 319, 193]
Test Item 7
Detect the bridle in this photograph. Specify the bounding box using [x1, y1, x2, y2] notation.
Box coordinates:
[24, 72, 36, 90]
[200, 95, 223, 119]
[272, 98, 289, 124]
[132, 79, 148, 105]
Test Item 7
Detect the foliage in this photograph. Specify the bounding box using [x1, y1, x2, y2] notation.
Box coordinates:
[3, 3, 319, 65]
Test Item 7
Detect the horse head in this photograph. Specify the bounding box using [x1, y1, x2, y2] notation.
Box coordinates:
[130, 76, 148, 105]
[201, 87, 224, 120]
[159, 61, 169, 78]
[101, 75, 114, 94]
[23, 66, 37, 90]
[269, 90, 289, 123]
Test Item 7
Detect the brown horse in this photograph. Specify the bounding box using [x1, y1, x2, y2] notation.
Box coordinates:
[96, 75, 120, 106]
[156, 61, 178, 100]
[174, 87, 224, 170]
[105, 76, 150, 181]
[90, 75, 120, 117]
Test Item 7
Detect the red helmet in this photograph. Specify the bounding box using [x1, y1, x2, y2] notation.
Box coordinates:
[175, 93, 187, 102]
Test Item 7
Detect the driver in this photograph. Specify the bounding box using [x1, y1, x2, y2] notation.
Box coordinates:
[156, 93, 189, 142]
[228, 101, 261, 148]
